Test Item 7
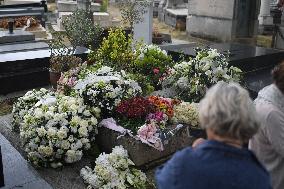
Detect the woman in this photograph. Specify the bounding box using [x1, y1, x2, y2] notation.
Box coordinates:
[250, 62, 284, 189]
[155, 82, 271, 189]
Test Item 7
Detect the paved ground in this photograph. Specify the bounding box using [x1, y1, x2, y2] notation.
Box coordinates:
[0, 127, 52, 189]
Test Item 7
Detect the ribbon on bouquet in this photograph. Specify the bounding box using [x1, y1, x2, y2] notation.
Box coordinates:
[99, 118, 185, 151]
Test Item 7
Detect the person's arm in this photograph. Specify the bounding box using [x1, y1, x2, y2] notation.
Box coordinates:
[155, 150, 185, 189]
[266, 110, 284, 157]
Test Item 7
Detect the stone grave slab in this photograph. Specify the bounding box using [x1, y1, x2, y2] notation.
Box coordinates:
[90, 2, 101, 12]
[165, 8, 187, 29]
[0, 30, 35, 44]
[96, 126, 203, 168]
[93, 12, 110, 27]
[57, 0, 77, 12]
[0, 133, 52, 189]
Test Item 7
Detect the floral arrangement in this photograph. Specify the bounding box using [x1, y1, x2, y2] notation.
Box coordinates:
[115, 96, 179, 132]
[171, 102, 199, 127]
[116, 96, 156, 132]
[80, 146, 147, 189]
[147, 96, 179, 119]
[163, 48, 243, 102]
[75, 66, 142, 118]
[20, 94, 99, 167]
[12, 88, 54, 131]
[133, 44, 173, 92]
[56, 63, 104, 95]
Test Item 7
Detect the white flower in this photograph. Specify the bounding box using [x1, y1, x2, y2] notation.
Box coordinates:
[65, 150, 83, 163]
[38, 145, 53, 157]
[78, 127, 88, 137]
[61, 140, 71, 150]
[36, 127, 46, 137]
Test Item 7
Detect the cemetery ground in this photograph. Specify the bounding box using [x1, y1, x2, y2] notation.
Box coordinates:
[0, 2, 278, 188]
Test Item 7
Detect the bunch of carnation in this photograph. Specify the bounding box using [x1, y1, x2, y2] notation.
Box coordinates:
[80, 146, 147, 189]
[12, 88, 54, 131]
[163, 48, 243, 102]
[20, 94, 99, 167]
[75, 66, 142, 117]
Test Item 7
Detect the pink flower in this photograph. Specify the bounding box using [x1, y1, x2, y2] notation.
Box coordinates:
[153, 68, 160, 74]
[67, 77, 77, 87]
[137, 123, 157, 140]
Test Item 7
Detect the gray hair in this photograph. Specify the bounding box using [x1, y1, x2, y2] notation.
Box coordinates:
[199, 81, 260, 142]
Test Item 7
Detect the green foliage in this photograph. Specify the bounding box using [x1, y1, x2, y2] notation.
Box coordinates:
[62, 9, 102, 49]
[89, 28, 139, 70]
[133, 45, 173, 88]
[100, 0, 108, 12]
[118, 0, 150, 30]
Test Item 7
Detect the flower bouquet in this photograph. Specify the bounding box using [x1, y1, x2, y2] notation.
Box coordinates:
[12, 88, 54, 131]
[75, 66, 142, 118]
[163, 48, 243, 102]
[133, 44, 173, 92]
[20, 94, 99, 167]
[80, 146, 147, 189]
[96, 96, 198, 166]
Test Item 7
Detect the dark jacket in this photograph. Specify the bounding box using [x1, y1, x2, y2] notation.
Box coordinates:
[155, 140, 272, 189]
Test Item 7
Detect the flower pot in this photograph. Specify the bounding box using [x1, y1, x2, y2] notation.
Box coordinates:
[49, 71, 61, 89]
[96, 126, 200, 168]
[152, 35, 164, 45]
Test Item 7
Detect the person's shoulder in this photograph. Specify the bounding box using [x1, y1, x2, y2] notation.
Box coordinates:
[172, 146, 194, 160]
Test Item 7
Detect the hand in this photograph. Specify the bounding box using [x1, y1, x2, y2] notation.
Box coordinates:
[192, 138, 206, 148]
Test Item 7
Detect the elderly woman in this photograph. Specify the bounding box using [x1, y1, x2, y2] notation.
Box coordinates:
[250, 62, 284, 189]
[155, 82, 272, 189]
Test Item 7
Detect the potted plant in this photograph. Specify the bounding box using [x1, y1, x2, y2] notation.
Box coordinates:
[48, 9, 102, 88]
[152, 26, 164, 44]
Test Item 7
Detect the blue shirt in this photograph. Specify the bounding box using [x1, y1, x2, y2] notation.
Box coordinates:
[155, 140, 272, 189]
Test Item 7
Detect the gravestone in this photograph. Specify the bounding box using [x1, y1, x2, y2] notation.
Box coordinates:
[133, 1, 153, 44]
[158, 0, 166, 21]
[0, 30, 35, 44]
[187, 0, 261, 43]
[164, 0, 188, 30]
[258, 0, 274, 34]
[153, 0, 161, 17]
[57, 1, 77, 12]
[93, 12, 110, 27]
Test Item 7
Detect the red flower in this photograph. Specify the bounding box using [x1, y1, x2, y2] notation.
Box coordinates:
[153, 68, 160, 74]
[116, 97, 155, 119]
